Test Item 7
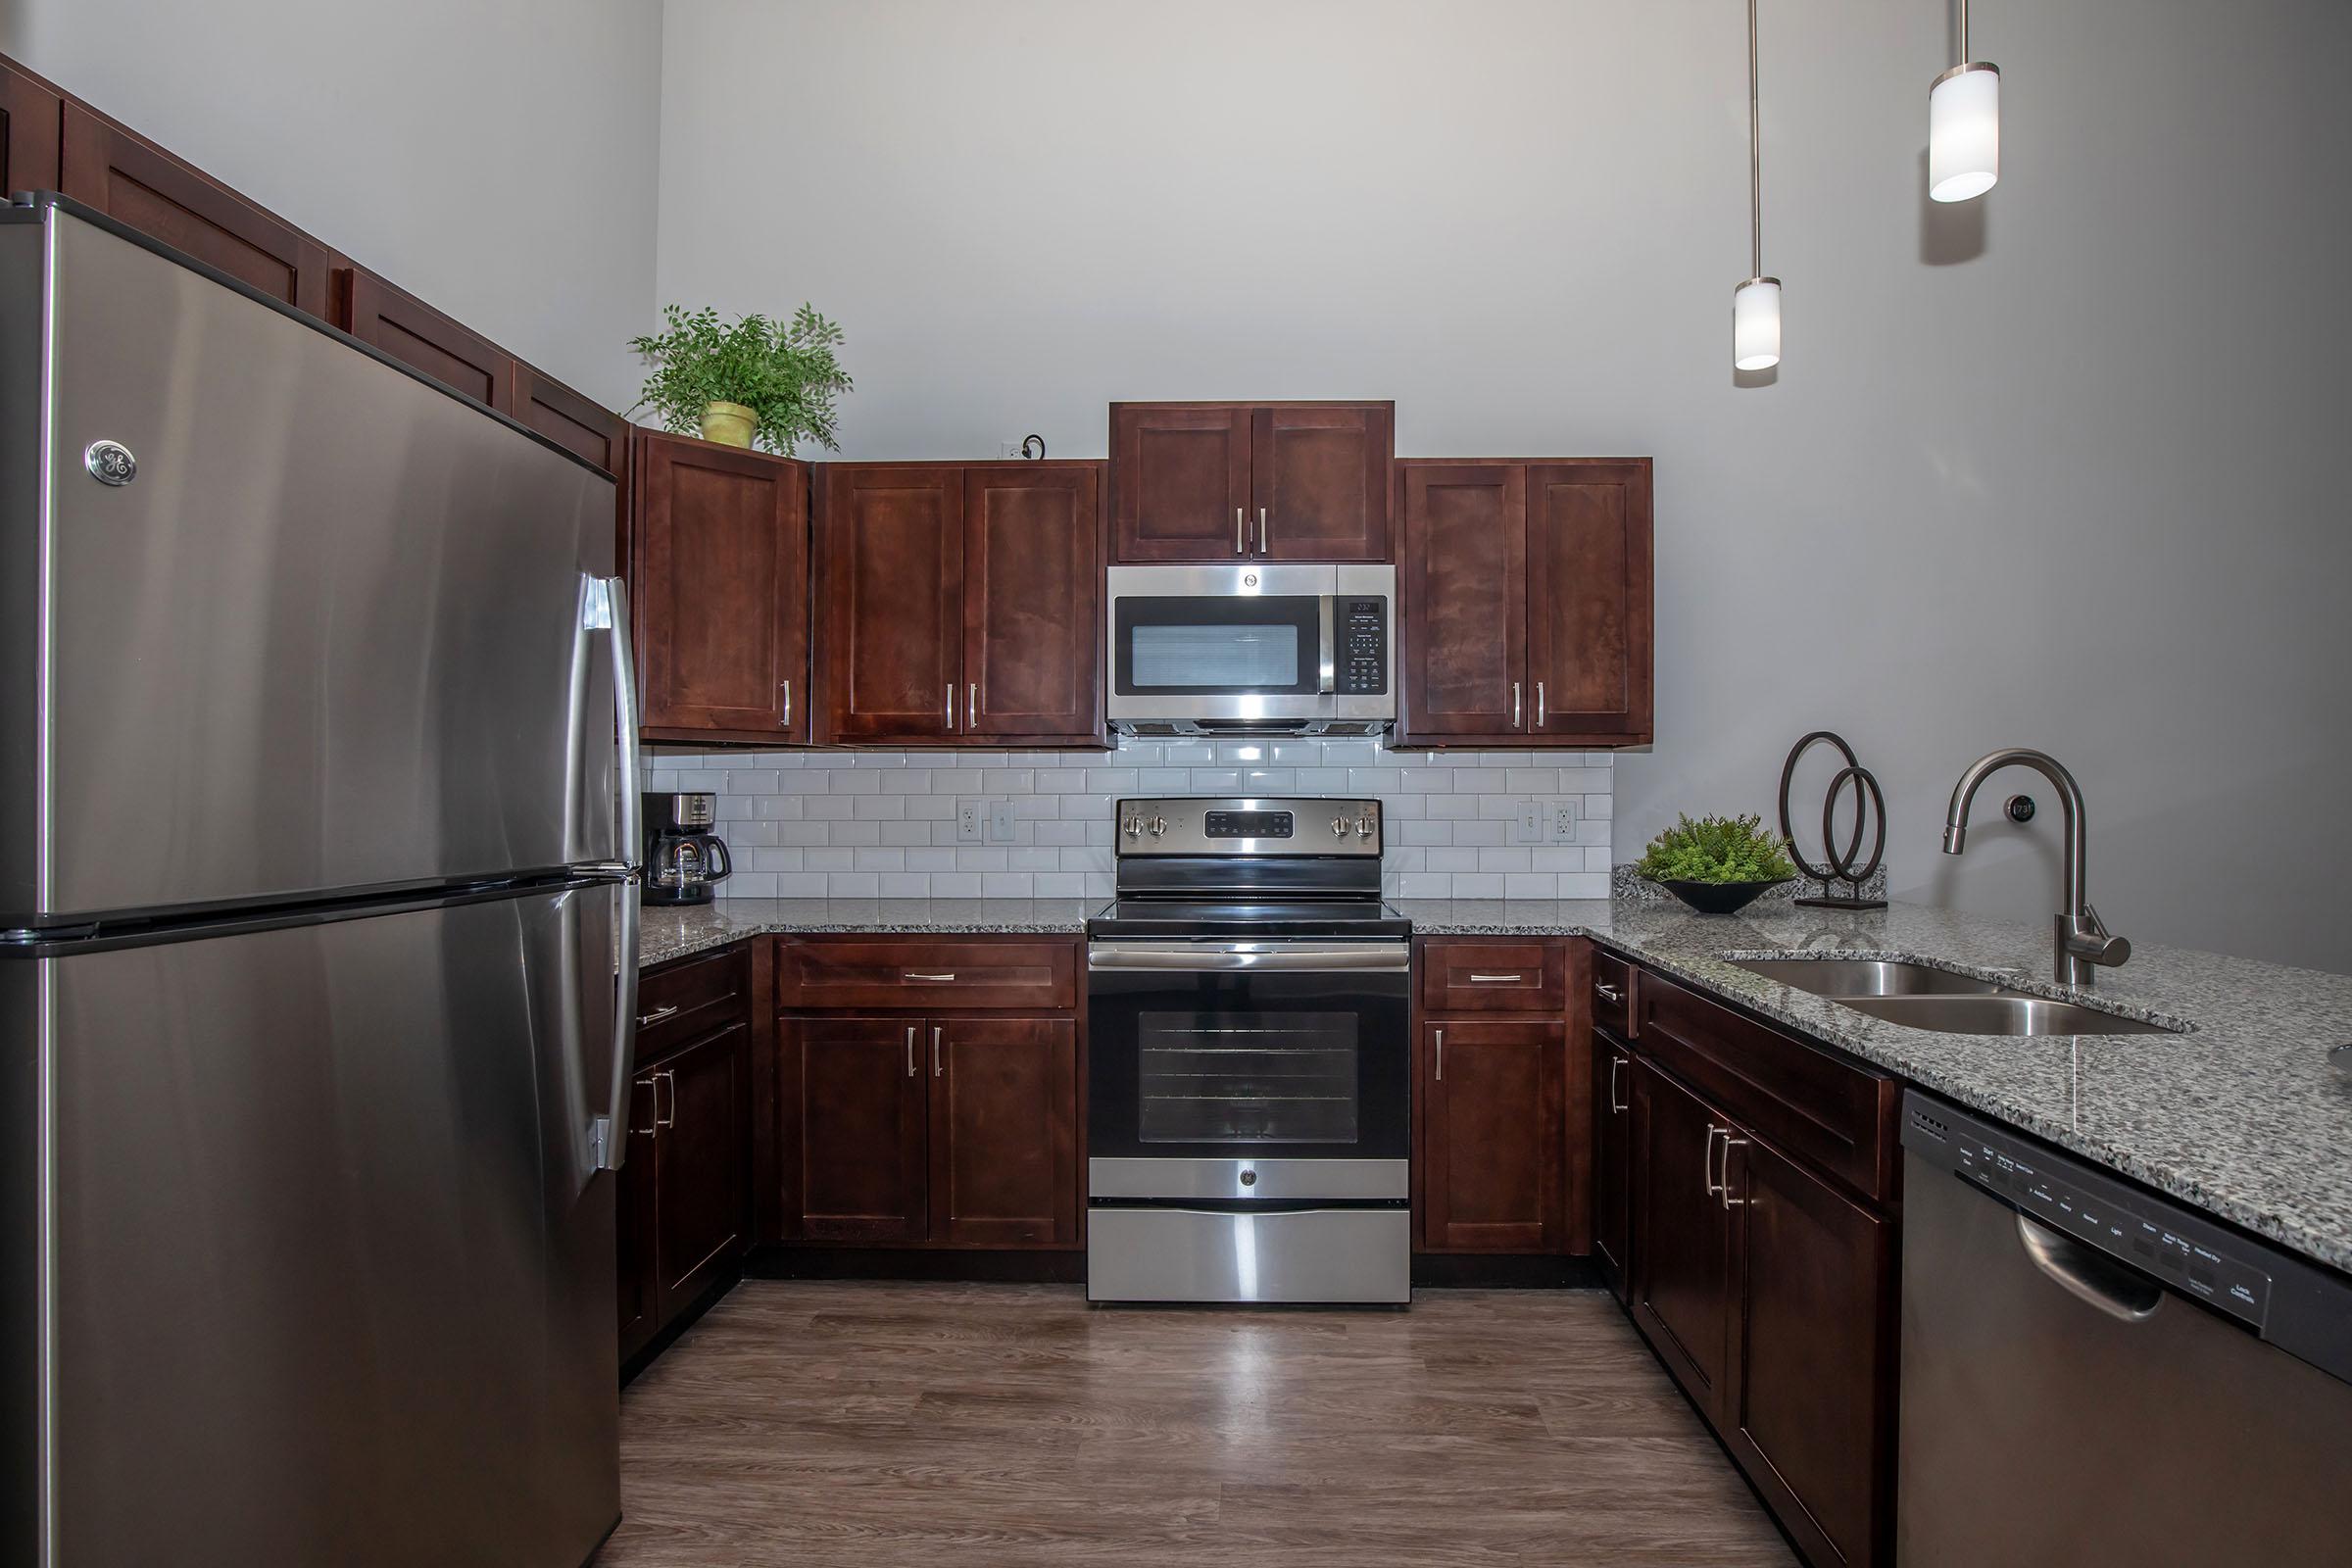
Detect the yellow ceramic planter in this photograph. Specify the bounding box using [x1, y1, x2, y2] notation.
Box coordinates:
[699, 400, 757, 448]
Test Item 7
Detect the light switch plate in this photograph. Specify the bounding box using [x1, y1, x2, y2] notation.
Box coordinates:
[956, 801, 985, 843]
[1513, 800, 1545, 845]
[989, 801, 1017, 843]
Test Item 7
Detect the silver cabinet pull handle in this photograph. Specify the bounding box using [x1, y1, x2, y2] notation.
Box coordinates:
[968, 682, 978, 729]
[1705, 1123, 1726, 1198]
[1434, 1027, 1445, 1082]
[1720, 1133, 1749, 1208]
[904, 971, 956, 982]
[1235, 507, 1246, 555]
[1596, 982, 1623, 1004]
[1467, 972, 1523, 984]
[636, 1004, 679, 1027]
[1536, 680, 1545, 729]
[905, 1024, 917, 1077]
[932, 1024, 944, 1077]
[1609, 1056, 1628, 1114]
[1258, 506, 1269, 555]
[631, 1076, 660, 1137]
[1512, 682, 1522, 729]
[780, 677, 792, 730]
[656, 1070, 676, 1130]
[945, 683, 955, 730]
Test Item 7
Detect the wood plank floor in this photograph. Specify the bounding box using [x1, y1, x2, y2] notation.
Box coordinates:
[595, 1282, 1796, 1567]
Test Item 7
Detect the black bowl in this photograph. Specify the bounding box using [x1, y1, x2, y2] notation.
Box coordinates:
[1654, 877, 1793, 915]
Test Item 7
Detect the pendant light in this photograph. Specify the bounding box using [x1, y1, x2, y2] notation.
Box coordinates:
[1929, 0, 1999, 201]
[1733, 0, 1781, 370]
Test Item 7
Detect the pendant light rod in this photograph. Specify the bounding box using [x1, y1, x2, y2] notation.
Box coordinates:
[1748, 0, 1763, 277]
[1959, 0, 1969, 63]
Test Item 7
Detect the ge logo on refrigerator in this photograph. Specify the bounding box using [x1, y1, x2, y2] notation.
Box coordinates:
[83, 439, 137, 486]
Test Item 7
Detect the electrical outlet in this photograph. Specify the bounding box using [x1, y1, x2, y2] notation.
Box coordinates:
[989, 801, 1018, 843]
[1513, 800, 1544, 845]
[1551, 803, 1579, 843]
[956, 800, 985, 843]
[999, 439, 1021, 460]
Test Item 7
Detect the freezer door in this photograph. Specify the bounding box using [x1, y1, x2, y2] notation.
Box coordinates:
[1, 209, 623, 924]
[11, 883, 623, 1567]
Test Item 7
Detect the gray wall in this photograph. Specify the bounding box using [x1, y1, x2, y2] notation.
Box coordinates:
[2, 0, 663, 408]
[656, 0, 2352, 972]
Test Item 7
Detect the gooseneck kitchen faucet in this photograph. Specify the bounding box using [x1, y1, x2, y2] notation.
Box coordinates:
[1941, 748, 2132, 988]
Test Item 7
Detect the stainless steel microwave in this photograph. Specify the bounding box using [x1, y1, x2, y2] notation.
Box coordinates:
[1103, 563, 1396, 736]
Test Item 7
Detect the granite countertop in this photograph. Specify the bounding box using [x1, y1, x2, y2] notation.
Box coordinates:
[639, 897, 1093, 967]
[1400, 896, 2352, 1274]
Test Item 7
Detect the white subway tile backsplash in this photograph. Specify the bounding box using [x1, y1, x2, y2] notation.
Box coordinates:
[667, 738, 1611, 901]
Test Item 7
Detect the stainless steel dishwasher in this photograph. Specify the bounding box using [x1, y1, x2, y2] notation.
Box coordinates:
[1899, 1092, 2352, 1565]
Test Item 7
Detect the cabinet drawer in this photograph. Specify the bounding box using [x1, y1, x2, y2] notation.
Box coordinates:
[1592, 947, 1636, 1038]
[1635, 971, 1898, 1204]
[779, 936, 1078, 1011]
[1418, 940, 1567, 1013]
[637, 943, 752, 1064]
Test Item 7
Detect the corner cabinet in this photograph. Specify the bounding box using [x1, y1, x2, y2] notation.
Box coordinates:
[1110, 401, 1394, 563]
[0, 58, 61, 194]
[631, 431, 811, 744]
[814, 461, 1103, 748]
[1396, 459, 1652, 748]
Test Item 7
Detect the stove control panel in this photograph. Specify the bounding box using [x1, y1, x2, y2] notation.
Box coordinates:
[1204, 809, 1293, 839]
[1114, 797, 1383, 858]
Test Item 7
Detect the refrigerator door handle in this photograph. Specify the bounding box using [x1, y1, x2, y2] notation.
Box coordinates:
[591, 574, 645, 1171]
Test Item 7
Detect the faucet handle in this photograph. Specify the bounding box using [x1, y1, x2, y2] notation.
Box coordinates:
[2071, 904, 2132, 968]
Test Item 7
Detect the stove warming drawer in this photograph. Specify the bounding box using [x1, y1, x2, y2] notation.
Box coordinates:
[1087, 1206, 1411, 1305]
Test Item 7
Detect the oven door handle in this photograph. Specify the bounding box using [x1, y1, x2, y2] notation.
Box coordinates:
[1088, 942, 1410, 973]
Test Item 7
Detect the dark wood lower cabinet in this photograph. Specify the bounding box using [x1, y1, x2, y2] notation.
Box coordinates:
[653, 1022, 753, 1313]
[615, 1073, 661, 1362]
[780, 1015, 931, 1243]
[1418, 1017, 1567, 1252]
[928, 1017, 1080, 1247]
[1629, 1056, 1736, 1418]
[1592, 1030, 1633, 1300]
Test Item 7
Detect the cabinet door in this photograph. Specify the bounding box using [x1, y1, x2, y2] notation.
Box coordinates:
[780, 1016, 929, 1243]
[513, 364, 627, 480]
[334, 267, 515, 413]
[634, 432, 808, 739]
[1630, 1060, 1736, 1421]
[615, 1073, 661, 1363]
[1419, 1017, 1566, 1252]
[963, 463, 1103, 744]
[1726, 1132, 1895, 1568]
[59, 102, 332, 318]
[0, 59, 61, 194]
[1593, 1033, 1634, 1301]
[1526, 462, 1653, 742]
[816, 465, 964, 741]
[652, 1022, 752, 1320]
[927, 1017, 1080, 1247]
[1109, 404, 1251, 562]
[1250, 404, 1393, 562]
[1397, 464, 1527, 739]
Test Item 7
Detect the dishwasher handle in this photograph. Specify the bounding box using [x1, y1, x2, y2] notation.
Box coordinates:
[2016, 1212, 2164, 1323]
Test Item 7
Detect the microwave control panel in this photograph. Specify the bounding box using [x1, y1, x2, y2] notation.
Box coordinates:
[1336, 598, 1389, 695]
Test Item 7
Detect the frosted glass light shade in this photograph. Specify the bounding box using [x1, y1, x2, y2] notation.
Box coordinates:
[1930, 62, 2000, 202]
[1733, 276, 1782, 370]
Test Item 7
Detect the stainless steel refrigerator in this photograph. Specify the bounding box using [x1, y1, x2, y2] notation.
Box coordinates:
[0, 195, 643, 1566]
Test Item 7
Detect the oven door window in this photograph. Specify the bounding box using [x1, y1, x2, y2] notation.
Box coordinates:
[1138, 1010, 1357, 1145]
[1114, 595, 1321, 696]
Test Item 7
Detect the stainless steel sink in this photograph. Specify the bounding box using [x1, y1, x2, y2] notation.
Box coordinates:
[1832, 994, 2183, 1036]
[1730, 957, 2009, 997]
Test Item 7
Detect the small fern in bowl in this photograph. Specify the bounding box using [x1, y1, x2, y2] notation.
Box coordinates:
[1637, 814, 1798, 913]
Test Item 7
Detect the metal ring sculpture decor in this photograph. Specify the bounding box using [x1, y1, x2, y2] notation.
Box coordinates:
[1778, 730, 1888, 910]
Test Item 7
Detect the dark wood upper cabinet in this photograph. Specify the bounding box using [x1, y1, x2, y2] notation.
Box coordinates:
[634, 432, 808, 741]
[816, 465, 963, 743]
[1725, 1131, 1896, 1568]
[0, 58, 62, 194]
[1526, 463, 1652, 739]
[1630, 1057, 1736, 1421]
[1398, 464, 1526, 736]
[333, 266, 515, 413]
[1396, 458, 1652, 748]
[651, 1021, 751, 1322]
[1251, 404, 1393, 561]
[512, 363, 628, 480]
[1111, 401, 1393, 563]
[1593, 1031, 1633, 1303]
[59, 102, 332, 318]
[963, 463, 1103, 744]
[1418, 1017, 1567, 1253]
[1110, 404, 1250, 562]
[780, 1016, 930, 1244]
[927, 1016, 1080, 1248]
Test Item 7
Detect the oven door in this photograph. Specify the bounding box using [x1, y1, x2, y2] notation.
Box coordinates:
[1086, 941, 1410, 1191]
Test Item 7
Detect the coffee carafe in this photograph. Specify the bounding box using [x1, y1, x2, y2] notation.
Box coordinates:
[643, 792, 732, 906]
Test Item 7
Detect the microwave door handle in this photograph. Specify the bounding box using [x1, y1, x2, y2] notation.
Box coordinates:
[1318, 595, 1336, 694]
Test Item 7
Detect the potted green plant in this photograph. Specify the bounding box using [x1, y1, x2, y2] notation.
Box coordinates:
[627, 303, 853, 454]
[1635, 813, 1799, 914]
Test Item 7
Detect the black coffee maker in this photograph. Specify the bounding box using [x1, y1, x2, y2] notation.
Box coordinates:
[643, 792, 732, 906]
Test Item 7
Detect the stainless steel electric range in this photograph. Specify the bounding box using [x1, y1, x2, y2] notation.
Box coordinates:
[1084, 796, 1411, 1305]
